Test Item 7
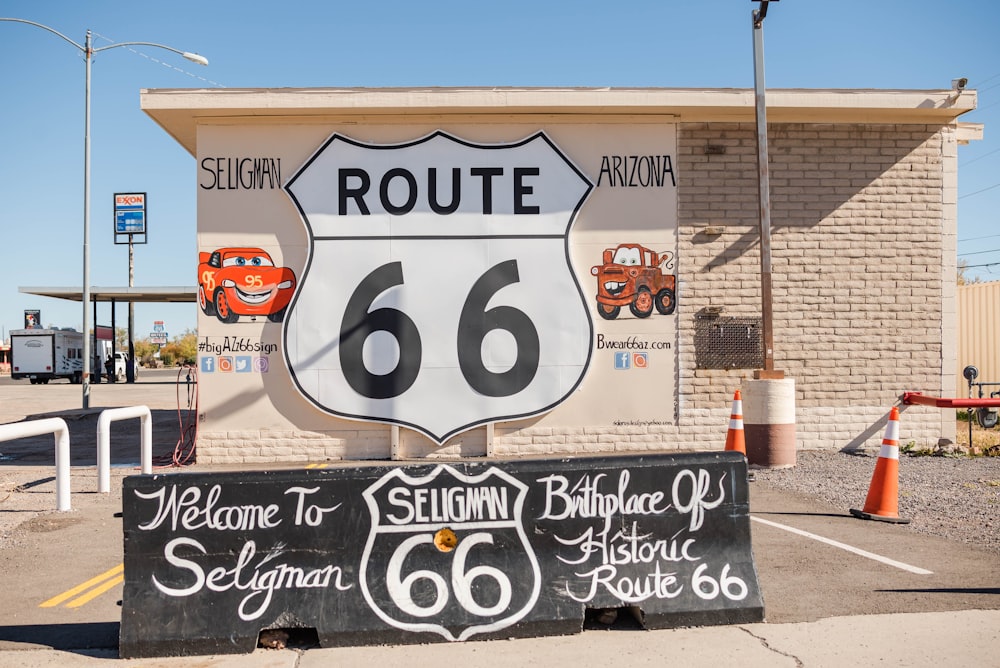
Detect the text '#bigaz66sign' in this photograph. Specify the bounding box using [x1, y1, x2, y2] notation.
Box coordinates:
[283, 131, 594, 443]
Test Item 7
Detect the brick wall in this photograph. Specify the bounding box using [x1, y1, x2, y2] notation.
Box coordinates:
[676, 122, 953, 451]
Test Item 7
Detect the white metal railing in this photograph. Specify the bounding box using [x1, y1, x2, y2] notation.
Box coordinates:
[97, 406, 152, 493]
[0, 418, 71, 511]
[0, 406, 153, 510]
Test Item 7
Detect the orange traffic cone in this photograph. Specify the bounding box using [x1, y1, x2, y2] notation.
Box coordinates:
[850, 406, 910, 524]
[724, 390, 746, 456]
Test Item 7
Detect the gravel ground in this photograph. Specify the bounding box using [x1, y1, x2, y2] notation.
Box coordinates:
[752, 450, 1000, 553]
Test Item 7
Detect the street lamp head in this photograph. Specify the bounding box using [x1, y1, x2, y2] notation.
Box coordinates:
[183, 52, 209, 66]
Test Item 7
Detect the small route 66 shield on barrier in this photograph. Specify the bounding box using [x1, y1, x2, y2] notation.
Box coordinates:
[360, 465, 540, 641]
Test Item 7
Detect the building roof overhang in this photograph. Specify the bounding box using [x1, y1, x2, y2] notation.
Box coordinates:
[140, 86, 979, 157]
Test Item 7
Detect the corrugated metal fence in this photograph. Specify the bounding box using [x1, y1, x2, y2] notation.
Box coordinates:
[957, 281, 1000, 395]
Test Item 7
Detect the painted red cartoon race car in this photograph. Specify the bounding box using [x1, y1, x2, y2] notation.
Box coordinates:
[198, 247, 296, 323]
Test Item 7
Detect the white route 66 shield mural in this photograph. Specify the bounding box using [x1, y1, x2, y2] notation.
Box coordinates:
[283, 131, 593, 443]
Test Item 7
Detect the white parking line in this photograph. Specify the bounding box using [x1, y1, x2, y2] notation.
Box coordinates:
[751, 516, 934, 575]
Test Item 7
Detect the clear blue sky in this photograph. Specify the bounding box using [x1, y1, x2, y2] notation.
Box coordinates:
[1, 0, 998, 341]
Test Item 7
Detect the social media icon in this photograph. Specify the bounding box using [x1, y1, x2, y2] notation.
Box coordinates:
[200, 356, 215, 373]
[235, 356, 252, 373]
[253, 356, 269, 373]
[218, 356, 234, 372]
[633, 352, 648, 368]
[614, 352, 631, 370]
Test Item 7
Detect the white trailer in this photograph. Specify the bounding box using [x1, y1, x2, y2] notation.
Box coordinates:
[10, 329, 84, 384]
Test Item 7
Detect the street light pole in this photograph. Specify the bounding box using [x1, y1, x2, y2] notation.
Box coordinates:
[0, 18, 207, 407]
[751, 1, 781, 379]
[84, 29, 93, 400]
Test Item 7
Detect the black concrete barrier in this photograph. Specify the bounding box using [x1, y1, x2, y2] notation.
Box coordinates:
[120, 451, 763, 658]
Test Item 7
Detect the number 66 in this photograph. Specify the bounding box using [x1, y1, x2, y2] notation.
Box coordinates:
[385, 532, 512, 617]
[340, 260, 540, 399]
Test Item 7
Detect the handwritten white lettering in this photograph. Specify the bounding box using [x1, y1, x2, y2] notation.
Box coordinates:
[540, 467, 730, 605]
[672, 469, 725, 531]
[566, 562, 683, 603]
[136, 485, 282, 533]
[537, 470, 670, 523]
[153, 538, 352, 621]
[285, 486, 341, 526]
[555, 522, 699, 567]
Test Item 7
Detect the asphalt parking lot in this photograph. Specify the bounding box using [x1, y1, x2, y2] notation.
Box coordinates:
[0, 370, 998, 666]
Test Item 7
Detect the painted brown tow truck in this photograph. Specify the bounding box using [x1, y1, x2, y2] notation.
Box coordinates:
[591, 243, 676, 320]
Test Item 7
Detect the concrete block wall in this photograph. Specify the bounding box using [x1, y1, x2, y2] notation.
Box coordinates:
[676, 122, 954, 451]
[196, 121, 957, 464]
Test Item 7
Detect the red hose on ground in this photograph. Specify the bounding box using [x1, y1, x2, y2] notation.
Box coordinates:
[173, 365, 198, 466]
[151, 365, 198, 468]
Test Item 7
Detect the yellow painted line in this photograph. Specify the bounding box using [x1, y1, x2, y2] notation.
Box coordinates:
[306, 463, 329, 469]
[65, 573, 125, 608]
[39, 563, 124, 609]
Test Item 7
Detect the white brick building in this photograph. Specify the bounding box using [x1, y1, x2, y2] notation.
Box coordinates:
[141, 87, 979, 463]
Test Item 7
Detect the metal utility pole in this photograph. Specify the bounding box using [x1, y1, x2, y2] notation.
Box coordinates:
[0, 17, 207, 405]
[752, 0, 781, 378]
[128, 238, 135, 382]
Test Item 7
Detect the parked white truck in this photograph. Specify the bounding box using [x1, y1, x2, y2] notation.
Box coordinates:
[95, 341, 130, 382]
[10, 329, 84, 384]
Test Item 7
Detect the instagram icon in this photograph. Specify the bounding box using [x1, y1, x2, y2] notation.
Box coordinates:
[218, 356, 234, 372]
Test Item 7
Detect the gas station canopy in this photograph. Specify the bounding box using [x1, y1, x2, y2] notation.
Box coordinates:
[18, 286, 196, 303]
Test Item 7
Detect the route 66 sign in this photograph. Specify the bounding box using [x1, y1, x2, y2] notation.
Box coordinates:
[358, 464, 540, 641]
[283, 131, 593, 442]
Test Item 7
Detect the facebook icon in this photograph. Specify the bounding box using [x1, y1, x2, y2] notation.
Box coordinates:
[614, 352, 631, 370]
[200, 356, 215, 373]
